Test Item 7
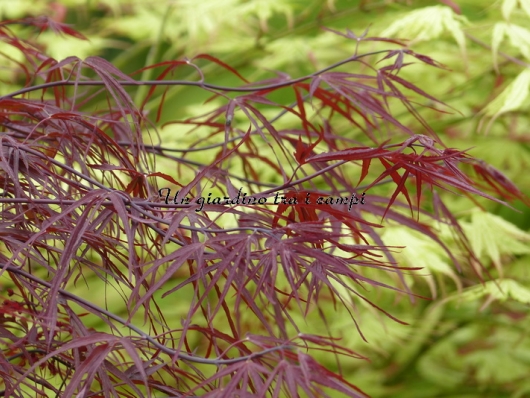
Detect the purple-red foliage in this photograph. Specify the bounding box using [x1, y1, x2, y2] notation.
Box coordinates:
[0, 16, 526, 397]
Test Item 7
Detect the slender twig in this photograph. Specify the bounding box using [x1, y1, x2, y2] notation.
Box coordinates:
[2, 265, 292, 366]
[465, 33, 530, 69]
[0, 50, 391, 100]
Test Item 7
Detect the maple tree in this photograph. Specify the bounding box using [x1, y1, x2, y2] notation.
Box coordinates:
[0, 4, 528, 398]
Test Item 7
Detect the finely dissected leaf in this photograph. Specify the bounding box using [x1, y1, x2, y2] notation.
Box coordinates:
[482, 68, 530, 125]
[133, 59, 193, 120]
[491, 22, 530, 72]
[382, 227, 462, 297]
[381, 6, 469, 56]
[461, 210, 530, 276]
[493, 279, 530, 304]
[193, 53, 249, 83]
[21, 15, 88, 40]
[130, 242, 205, 315]
[379, 70, 446, 107]
[62, 342, 114, 397]
[306, 144, 388, 163]
[322, 26, 405, 47]
[14, 334, 119, 391]
[235, 0, 294, 32]
[451, 279, 530, 305]
[379, 158, 413, 219]
[1, 8, 528, 398]
[271, 191, 320, 229]
[320, 72, 416, 136]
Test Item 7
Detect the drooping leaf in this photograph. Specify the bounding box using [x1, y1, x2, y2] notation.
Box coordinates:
[461, 209, 530, 277]
[491, 22, 530, 72]
[482, 69, 530, 125]
[381, 6, 469, 58]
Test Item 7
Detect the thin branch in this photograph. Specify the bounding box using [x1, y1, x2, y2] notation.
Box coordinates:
[2, 264, 293, 366]
[465, 32, 530, 69]
[0, 50, 391, 100]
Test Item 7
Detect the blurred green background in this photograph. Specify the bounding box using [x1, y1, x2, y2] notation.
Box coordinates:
[2, 0, 530, 397]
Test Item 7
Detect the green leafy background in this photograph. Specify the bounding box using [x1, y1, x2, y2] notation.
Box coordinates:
[2, 0, 530, 396]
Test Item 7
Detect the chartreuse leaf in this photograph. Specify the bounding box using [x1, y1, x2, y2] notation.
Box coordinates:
[481, 68, 530, 131]
[491, 22, 530, 71]
[491, 23, 506, 72]
[448, 279, 530, 305]
[255, 34, 345, 70]
[466, 346, 530, 384]
[381, 227, 462, 297]
[490, 279, 530, 303]
[502, 0, 530, 20]
[417, 319, 530, 390]
[237, 0, 294, 32]
[502, 0, 518, 20]
[107, 0, 240, 44]
[461, 209, 530, 276]
[380, 6, 468, 58]
[521, 0, 530, 17]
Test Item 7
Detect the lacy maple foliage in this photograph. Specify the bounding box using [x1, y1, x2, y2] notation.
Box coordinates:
[0, 15, 526, 398]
